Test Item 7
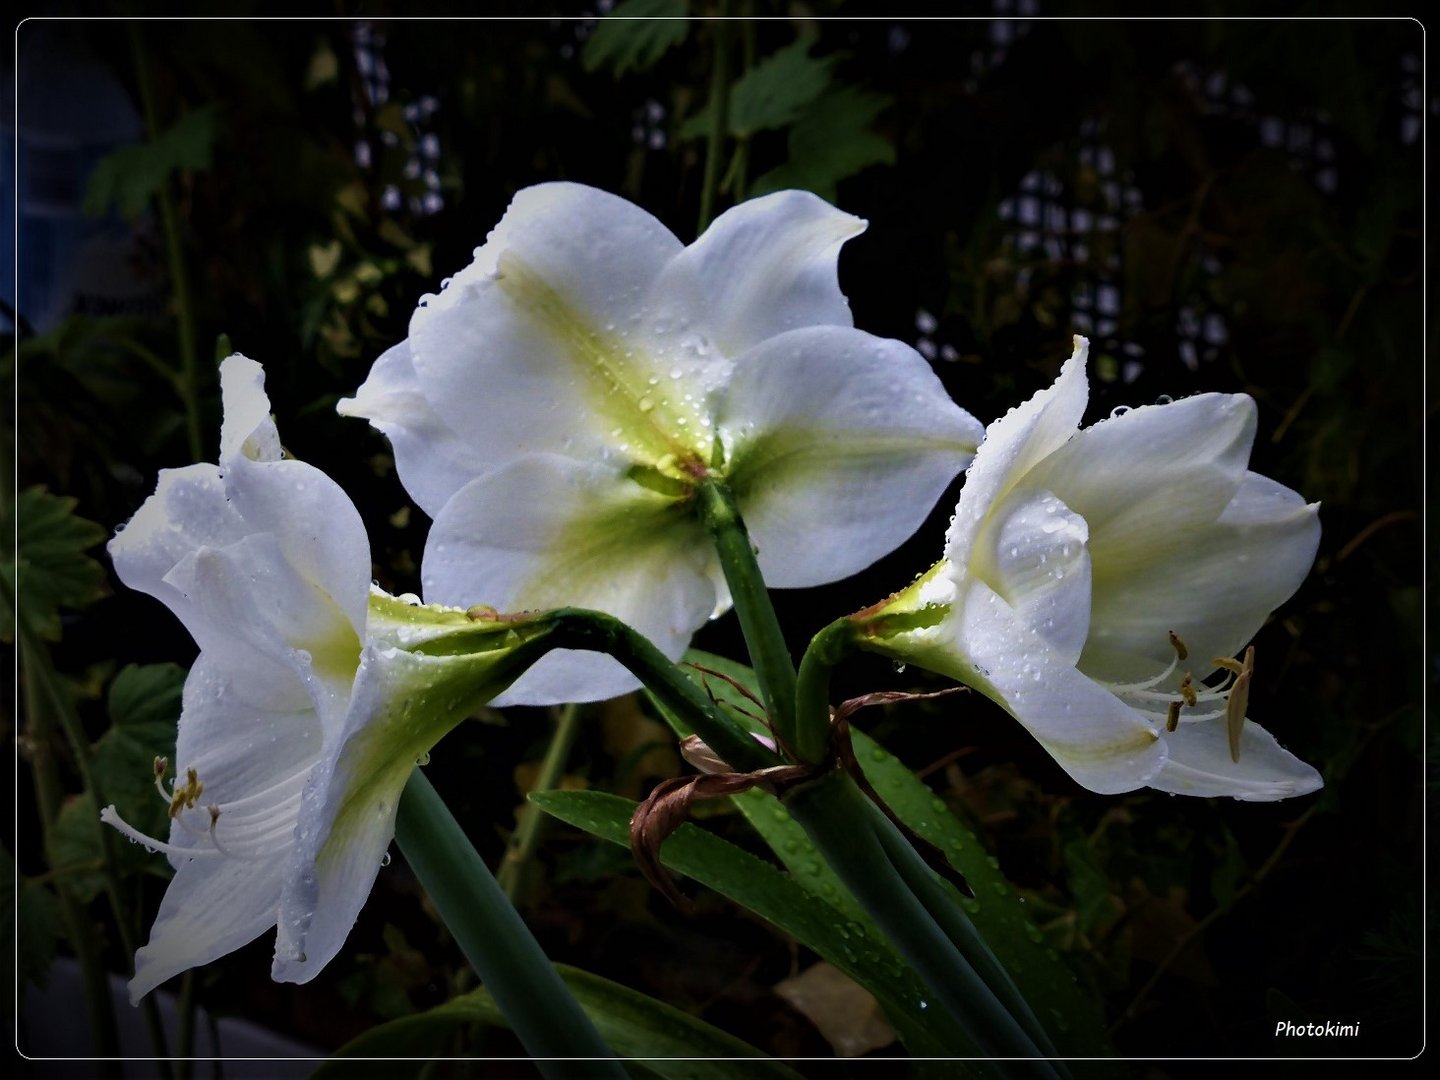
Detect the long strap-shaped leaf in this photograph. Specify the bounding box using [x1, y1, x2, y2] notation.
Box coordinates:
[667, 650, 1115, 1063]
[319, 963, 801, 1080]
[532, 788, 987, 1069]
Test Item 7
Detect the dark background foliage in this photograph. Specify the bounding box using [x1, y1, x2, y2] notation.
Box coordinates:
[7, 4, 1426, 1072]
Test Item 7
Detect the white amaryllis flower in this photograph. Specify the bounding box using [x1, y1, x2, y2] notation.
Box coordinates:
[340, 183, 983, 704]
[104, 356, 542, 1001]
[859, 337, 1322, 801]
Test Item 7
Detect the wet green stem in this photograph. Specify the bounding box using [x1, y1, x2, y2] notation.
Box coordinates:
[786, 772, 1061, 1076]
[546, 607, 781, 773]
[394, 770, 625, 1077]
[695, 479, 798, 756]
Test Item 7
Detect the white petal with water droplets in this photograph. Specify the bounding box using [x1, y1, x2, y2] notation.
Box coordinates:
[721, 326, 983, 588]
[423, 454, 717, 704]
[647, 189, 864, 357]
[337, 342, 491, 518]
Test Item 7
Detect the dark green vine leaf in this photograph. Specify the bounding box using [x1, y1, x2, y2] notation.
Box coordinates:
[682, 36, 837, 140]
[320, 962, 801, 1079]
[92, 663, 185, 863]
[2, 848, 65, 1008]
[583, 0, 690, 78]
[46, 794, 107, 904]
[751, 84, 896, 201]
[5, 487, 108, 643]
[85, 106, 219, 219]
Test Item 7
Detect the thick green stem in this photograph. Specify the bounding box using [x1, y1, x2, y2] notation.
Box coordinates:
[546, 608, 780, 773]
[498, 703, 586, 904]
[129, 20, 203, 460]
[394, 770, 625, 1077]
[794, 617, 860, 765]
[786, 772, 1060, 1075]
[696, 6, 732, 234]
[867, 801, 1062, 1063]
[694, 479, 798, 754]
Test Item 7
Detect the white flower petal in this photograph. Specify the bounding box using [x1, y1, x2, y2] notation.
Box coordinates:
[164, 535, 361, 723]
[128, 856, 286, 1003]
[121, 656, 322, 1001]
[336, 342, 491, 517]
[1080, 471, 1320, 683]
[1025, 392, 1256, 541]
[647, 190, 864, 357]
[409, 183, 696, 469]
[170, 655, 320, 819]
[721, 326, 983, 588]
[952, 581, 1166, 794]
[422, 454, 717, 704]
[946, 337, 1090, 568]
[221, 457, 372, 638]
[972, 488, 1091, 665]
[273, 638, 529, 982]
[1148, 717, 1322, 801]
[218, 355, 282, 463]
[108, 463, 247, 644]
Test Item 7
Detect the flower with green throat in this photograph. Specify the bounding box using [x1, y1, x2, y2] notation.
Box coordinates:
[340, 182, 984, 704]
[853, 337, 1322, 800]
[103, 355, 548, 999]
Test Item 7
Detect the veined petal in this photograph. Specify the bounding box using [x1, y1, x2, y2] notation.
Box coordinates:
[424, 182, 683, 326]
[165, 536, 362, 724]
[222, 457, 372, 638]
[1080, 471, 1321, 683]
[971, 488, 1091, 666]
[108, 463, 248, 644]
[128, 855, 286, 1003]
[422, 454, 717, 704]
[273, 639, 530, 982]
[721, 326, 983, 588]
[218, 354, 282, 463]
[646, 190, 864, 357]
[169, 655, 319, 835]
[118, 655, 321, 1002]
[949, 580, 1165, 794]
[409, 183, 702, 468]
[336, 342, 490, 518]
[946, 337, 1090, 568]
[1025, 392, 1256, 540]
[1148, 717, 1322, 801]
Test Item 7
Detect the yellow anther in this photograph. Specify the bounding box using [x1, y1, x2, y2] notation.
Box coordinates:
[1224, 646, 1255, 763]
[167, 767, 205, 819]
[466, 603, 499, 621]
[1168, 630, 1189, 661]
[1179, 673, 1197, 708]
[1166, 700, 1183, 732]
[1213, 656, 1247, 676]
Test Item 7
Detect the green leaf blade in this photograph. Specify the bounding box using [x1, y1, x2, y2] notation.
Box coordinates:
[8, 487, 108, 643]
[531, 788, 979, 1062]
[322, 963, 802, 1079]
[583, 0, 690, 78]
